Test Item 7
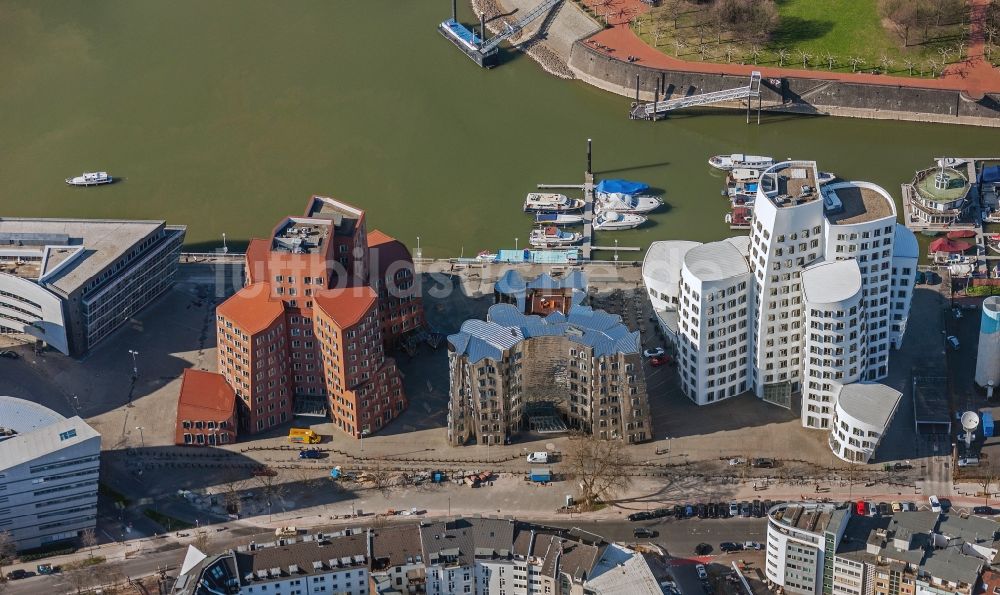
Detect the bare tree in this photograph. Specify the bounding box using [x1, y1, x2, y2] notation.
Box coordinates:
[661, 0, 688, 30]
[926, 58, 941, 76]
[220, 469, 248, 517]
[254, 467, 285, 521]
[879, 53, 895, 73]
[697, 43, 712, 60]
[747, 44, 763, 64]
[366, 458, 396, 497]
[674, 38, 687, 56]
[823, 51, 838, 70]
[65, 568, 92, 594]
[565, 433, 635, 510]
[193, 530, 211, 554]
[986, 24, 999, 47]
[939, 46, 954, 63]
[0, 531, 14, 579]
[724, 46, 738, 63]
[902, 58, 916, 75]
[880, 0, 920, 46]
[81, 527, 98, 558]
[977, 458, 999, 506]
[776, 48, 790, 66]
[848, 56, 867, 72]
[797, 49, 813, 68]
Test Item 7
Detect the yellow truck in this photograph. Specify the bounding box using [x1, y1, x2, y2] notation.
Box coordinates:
[288, 428, 321, 444]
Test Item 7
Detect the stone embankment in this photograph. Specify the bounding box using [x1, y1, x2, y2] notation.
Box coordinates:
[471, 0, 600, 79]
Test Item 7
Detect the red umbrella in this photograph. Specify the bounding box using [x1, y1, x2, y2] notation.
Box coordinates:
[947, 229, 976, 239]
[930, 237, 973, 253]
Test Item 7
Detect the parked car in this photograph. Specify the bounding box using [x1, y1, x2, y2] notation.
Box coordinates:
[902, 501, 917, 512]
[685, 504, 695, 517]
[696, 563, 709, 579]
[652, 507, 671, 519]
[719, 542, 743, 553]
[855, 500, 867, 515]
[752, 457, 775, 468]
[717, 502, 729, 518]
[743, 541, 761, 550]
[643, 347, 665, 358]
[728, 457, 745, 466]
[633, 527, 657, 539]
[947, 336, 960, 350]
[6, 569, 32, 580]
[275, 526, 299, 538]
[929, 495, 942, 513]
[526, 451, 550, 464]
[673, 504, 685, 519]
[298, 449, 322, 459]
[650, 356, 671, 366]
[915, 271, 926, 284]
[877, 502, 891, 516]
[751, 500, 763, 517]
[628, 512, 651, 522]
[958, 457, 980, 467]
[697, 503, 708, 518]
[0, 350, 18, 359]
[35, 564, 58, 575]
[762, 499, 774, 513]
[740, 501, 751, 517]
[974, 506, 995, 515]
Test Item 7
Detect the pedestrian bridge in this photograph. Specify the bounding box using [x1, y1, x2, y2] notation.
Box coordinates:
[630, 71, 762, 120]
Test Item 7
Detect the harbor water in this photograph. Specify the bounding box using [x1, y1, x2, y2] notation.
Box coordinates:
[1, 0, 998, 257]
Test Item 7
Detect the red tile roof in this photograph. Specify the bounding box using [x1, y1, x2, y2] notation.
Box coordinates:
[216, 282, 286, 334]
[367, 229, 414, 281]
[245, 238, 270, 285]
[314, 286, 377, 329]
[176, 369, 236, 420]
[367, 229, 396, 247]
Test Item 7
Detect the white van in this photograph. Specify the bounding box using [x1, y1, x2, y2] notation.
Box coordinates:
[929, 495, 942, 513]
[526, 451, 550, 464]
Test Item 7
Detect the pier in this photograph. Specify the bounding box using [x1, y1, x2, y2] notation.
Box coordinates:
[630, 71, 762, 122]
[438, 0, 563, 68]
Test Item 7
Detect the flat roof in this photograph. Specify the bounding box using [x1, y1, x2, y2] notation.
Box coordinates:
[0, 396, 100, 471]
[683, 240, 750, 282]
[271, 217, 331, 255]
[913, 375, 951, 428]
[770, 502, 840, 534]
[801, 260, 862, 304]
[824, 183, 895, 225]
[913, 167, 970, 203]
[760, 161, 819, 208]
[0, 217, 177, 295]
[836, 382, 902, 430]
[305, 196, 364, 236]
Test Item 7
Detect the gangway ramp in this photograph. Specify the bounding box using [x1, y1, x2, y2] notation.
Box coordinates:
[438, 0, 563, 67]
[630, 71, 761, 120]
[479, 0, 564, 54]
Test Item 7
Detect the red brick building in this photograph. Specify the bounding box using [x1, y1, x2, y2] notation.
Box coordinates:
[207, 195, 422, 439]
[175, 369, 238, 446]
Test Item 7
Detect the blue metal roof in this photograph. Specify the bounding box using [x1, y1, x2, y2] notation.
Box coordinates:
[448, 303, 639, 364]
[493, 271, 589, 312]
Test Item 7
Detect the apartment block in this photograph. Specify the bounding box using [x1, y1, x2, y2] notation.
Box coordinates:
[447, 294, 651, 446]
[0, 217, 185, 356]
[204, 195, 421, 438]
[0, 396, 101, 551]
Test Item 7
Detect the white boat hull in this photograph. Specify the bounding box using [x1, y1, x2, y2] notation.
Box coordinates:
[593, 211, 646, 231]
[596, 192, 662, 214]
[523, 193, 585, 212]
[709, 154, 773, 172]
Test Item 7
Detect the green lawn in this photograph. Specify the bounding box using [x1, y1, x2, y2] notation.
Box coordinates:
[636, 0, 969, 77]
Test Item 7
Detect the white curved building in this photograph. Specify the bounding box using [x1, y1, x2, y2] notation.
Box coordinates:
[0, 272, 69, 354]
[829, 382, 902, 463]
[677, 238, 752, 405]
[643, 240, 701, 346]
[765, 502, 850, 595]
[976, 296, 1000, 393]
[800, 260, 864, 430]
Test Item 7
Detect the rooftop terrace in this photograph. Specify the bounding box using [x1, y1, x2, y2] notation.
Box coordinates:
[761, 162, 819, 208]
[306, 196, 364, 236]
[913, 167, 970, 203]
[272, 218, 331, 255]
[824, 183, 895, 225]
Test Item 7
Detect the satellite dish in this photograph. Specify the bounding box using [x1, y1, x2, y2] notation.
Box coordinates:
[962, 411, 981, 432]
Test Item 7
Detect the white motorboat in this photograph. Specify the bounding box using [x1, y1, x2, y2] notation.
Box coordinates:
[523, 193, 585, 212]
[817, 171, 837, 185]
[937, 157, 968, 169]
[593, 210, 646, 231]
[534, 213, 584, 226]
[727, 168, 761, 183]
[530, 226, 582, 247]
[65, 171, 113, 186]
[708, 153, 774, 171]
[596, 191, 662, 214]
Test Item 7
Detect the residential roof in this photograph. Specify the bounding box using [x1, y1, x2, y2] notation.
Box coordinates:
[304, 196, 366, 237]
[824, 182, 896, 225]
[448, 304, 639, 364]
[586, 543, 663, 595]
[760, 161, 820, 208]
[371, 524, 424, 570]
[0, 217, 182, 295]
[419, 518, 515, 567]
[176, 370, 236, 420]
[0, 396, 100, 471]
[769, 503, 840, 534]
[801, 260, 862, 304]
[234, 534, 368, 584]
[921, 546, 984, 585]
[683, 239, 750, 282]
[494, 270, 587, 312]
[642, 240, 701, 287]
[836, 382, 902, 431]
[216, 282, 286, 335]
[313, 286, 377, 329]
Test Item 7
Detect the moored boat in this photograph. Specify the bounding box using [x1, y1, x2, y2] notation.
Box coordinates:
[817, 171, 837, 185]
[523, 193, 585, 212]
[708, 153, 774, 171]
[596, 191, 662, 214]
[529, 226, 582, 247]
[593, 210, 645, 231]
[66, 171, 113, 186]
[534, 213, 584, 226]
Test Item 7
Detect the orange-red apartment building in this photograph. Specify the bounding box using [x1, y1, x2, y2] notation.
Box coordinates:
[189, 195, 422, 439]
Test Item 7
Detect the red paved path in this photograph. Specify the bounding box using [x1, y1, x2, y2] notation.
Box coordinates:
[578, 0, 1000, 97]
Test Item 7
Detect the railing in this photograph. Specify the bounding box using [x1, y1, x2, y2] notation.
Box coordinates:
[632, 71, 761, 119]
[479, 0, 564, 53]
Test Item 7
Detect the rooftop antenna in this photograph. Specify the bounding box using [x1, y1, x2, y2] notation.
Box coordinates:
[961, 411, 980, 449]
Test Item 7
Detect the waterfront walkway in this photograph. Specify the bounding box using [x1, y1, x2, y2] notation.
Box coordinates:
[578, 0, 1000, 98]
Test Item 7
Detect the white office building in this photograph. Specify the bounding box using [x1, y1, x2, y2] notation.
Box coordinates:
[0, 396, 101, 551]
[643, 161, 915, 460]
[765, 503, 850, 595]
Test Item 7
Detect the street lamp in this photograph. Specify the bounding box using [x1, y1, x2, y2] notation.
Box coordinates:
[128, 349, 139, 379]
[614, 239, 619, 263]
[360, 428, 370, 454]
[222, 232, 228, 254]
[135, 426, 145, 448]
[515, 237, 519, 251]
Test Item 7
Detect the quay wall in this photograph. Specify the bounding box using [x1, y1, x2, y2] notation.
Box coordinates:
[567, 42, 1000, 127]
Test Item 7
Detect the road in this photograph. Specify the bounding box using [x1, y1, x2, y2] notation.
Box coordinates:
[3, 516, 766, 594]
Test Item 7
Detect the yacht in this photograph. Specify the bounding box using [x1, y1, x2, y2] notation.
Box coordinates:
[593, 210, 646, 231]
[708, 154, 774, 171]
[523, 193, 585, 212]
[534, 213, 584, 226]
[529, 226, 582, 247]
[596, 191, 662, 214]
[817, 171, 837, 185]
[66, 171, 113, 186]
